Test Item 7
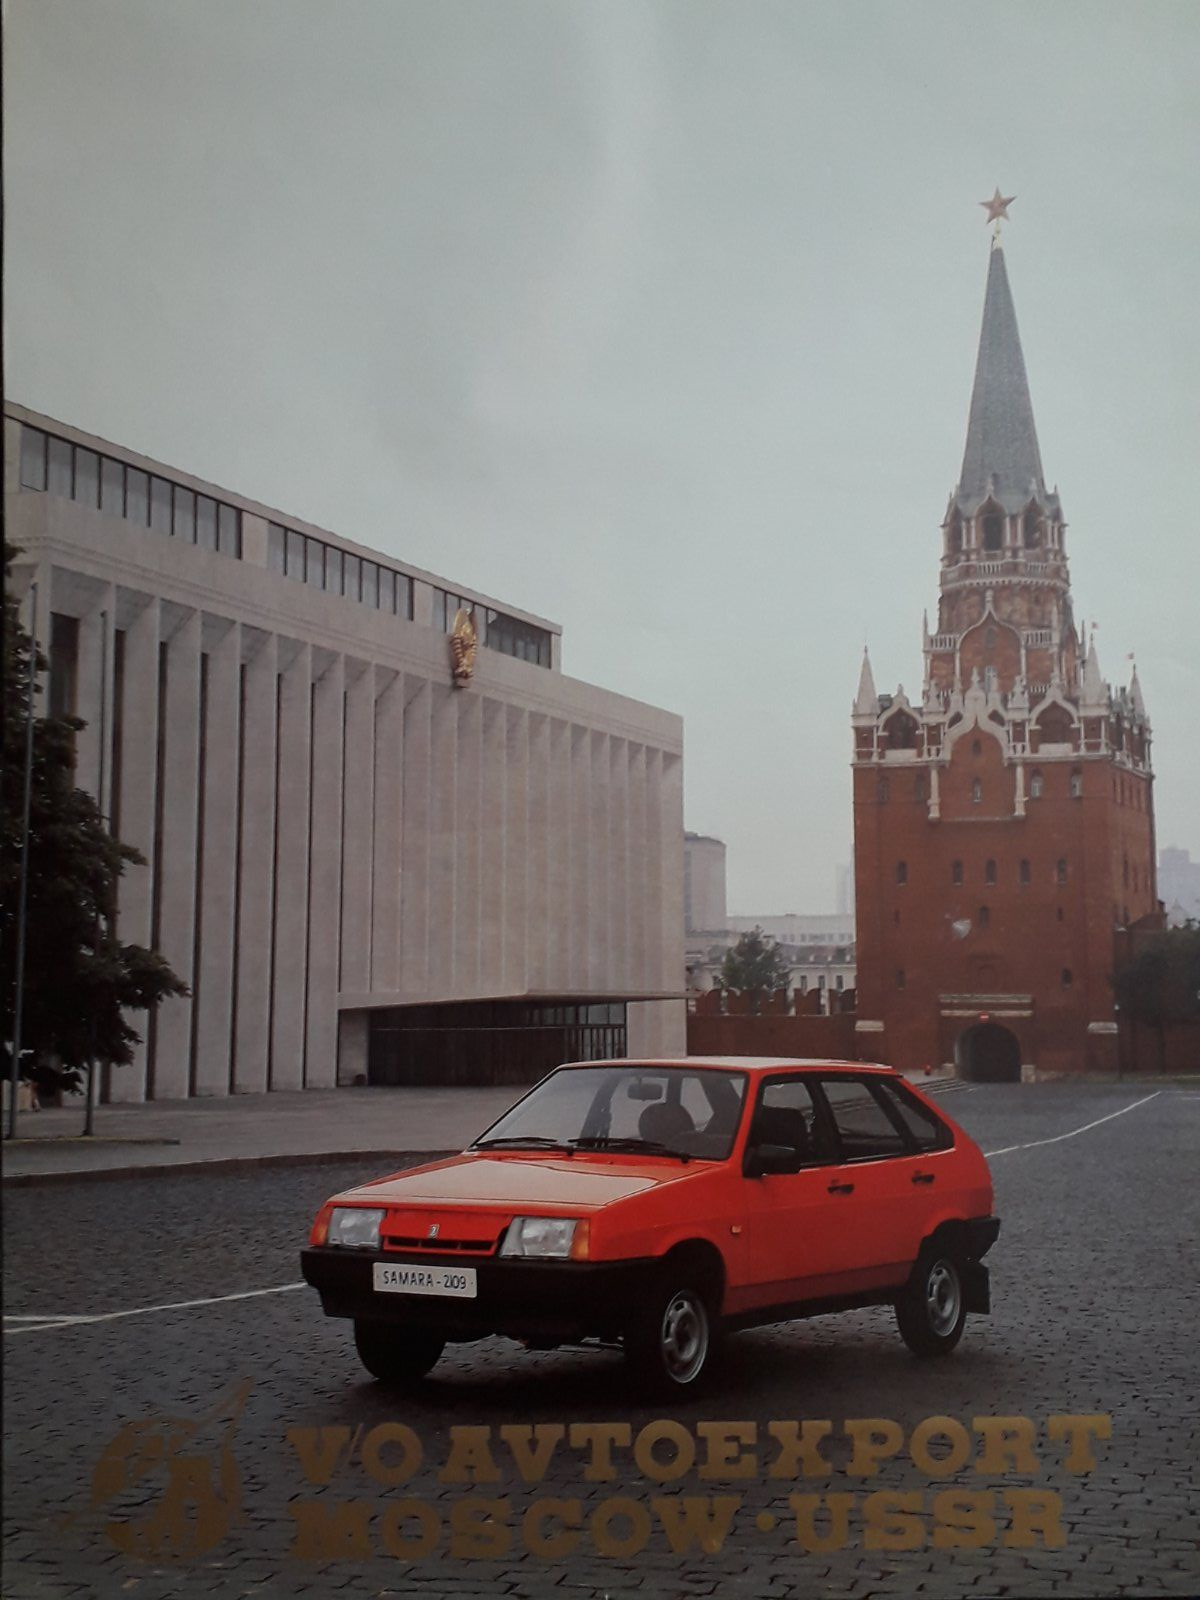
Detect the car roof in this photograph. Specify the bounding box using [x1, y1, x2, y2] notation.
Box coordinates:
[556, 1057, 897, 1075]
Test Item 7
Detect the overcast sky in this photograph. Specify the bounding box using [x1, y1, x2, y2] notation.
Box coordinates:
[7, 0, 1198, 913]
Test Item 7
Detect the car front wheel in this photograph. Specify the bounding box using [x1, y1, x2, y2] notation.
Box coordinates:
[353, 1319, 445, 1384]
[895, 1250, 967, 1357]
[625, 1279, 713, 1393]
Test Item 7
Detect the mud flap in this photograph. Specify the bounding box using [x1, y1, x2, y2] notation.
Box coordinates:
[961, 1259, 990, 1315]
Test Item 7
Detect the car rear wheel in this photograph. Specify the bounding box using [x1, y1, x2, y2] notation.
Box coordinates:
[896, 1249, 967, 1357]
[353, 1320, 445, 1384]
[625, 1279, 712, 1393]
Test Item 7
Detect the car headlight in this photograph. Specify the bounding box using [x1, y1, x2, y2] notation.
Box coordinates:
[500, 1217, 579, 1259]
[327, 1207, 384, 1249]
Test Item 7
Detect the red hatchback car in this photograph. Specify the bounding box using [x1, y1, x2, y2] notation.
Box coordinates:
[302, 1058, 1000, 1392]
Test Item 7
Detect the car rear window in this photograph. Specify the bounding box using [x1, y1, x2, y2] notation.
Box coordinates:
[817, 1077, 909, 1160]
[871, 1078, 953, 1151]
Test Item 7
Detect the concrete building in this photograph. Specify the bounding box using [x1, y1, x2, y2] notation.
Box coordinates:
[852, 238, 1156, 1080]
[5, 404, 686, 1095]
[683, 832, 727, 933]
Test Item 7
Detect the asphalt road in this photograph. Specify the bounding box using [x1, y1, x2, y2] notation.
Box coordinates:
[4, 1082, 1199, 1600]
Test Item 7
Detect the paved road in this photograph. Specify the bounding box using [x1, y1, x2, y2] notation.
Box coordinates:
[4, 1083, 1199, 1599]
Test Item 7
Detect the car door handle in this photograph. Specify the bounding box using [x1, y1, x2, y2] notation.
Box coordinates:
[911, 1172, 936, 1185]
[827, 1181, 855, 1195]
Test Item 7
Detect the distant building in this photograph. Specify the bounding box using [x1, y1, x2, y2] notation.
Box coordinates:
[1159, 847, 1200, 924]
[684, 832, 727, 933]
[853, 237, 1156, 1082]
[727, 912, 855, 946]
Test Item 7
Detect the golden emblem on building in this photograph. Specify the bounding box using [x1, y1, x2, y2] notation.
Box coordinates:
[450, 606, 478, 687]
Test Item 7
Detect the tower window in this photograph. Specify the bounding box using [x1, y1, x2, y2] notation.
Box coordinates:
[985, 859, 997, 886]
[971, 778, 982, 805]
[877, 775, 890, 802]
[1057, 858, 1068, 885]
[896, 861, 908, 886]
[914, 773, 926, 803]
[983, 514, 1003, 551]
[1030, 770, 1045, 799]
[978, 906, 990, 927]
[972, 739, 982, 756]
[949, 512, 962, 552]
[1023, 510, 1041, 547]
[952, 860, 963, 886]
[1019, 858, 1031, 885]
[985, 626, 996, 651]
[896, 969, 906, 990]
[1069, 770, 1083, 798]
[1061, 968, 1073, 988]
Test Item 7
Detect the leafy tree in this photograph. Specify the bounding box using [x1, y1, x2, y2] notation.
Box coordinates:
[1, 545, 187, 1098]
[1112, 922, 1200, 1074]
[717, 927, 792, 1008]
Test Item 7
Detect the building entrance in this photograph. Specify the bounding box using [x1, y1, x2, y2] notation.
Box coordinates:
[956, 1022, 1022, 1083]
[368, 1000, 628, 1087]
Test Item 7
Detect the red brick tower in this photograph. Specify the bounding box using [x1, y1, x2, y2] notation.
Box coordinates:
[852, 233, 1157, 1080]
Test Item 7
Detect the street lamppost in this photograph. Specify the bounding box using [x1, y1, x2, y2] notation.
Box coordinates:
[7, 579, 38, 1141]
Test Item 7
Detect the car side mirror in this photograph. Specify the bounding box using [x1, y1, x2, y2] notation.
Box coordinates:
[745, 1143, 803, 1178]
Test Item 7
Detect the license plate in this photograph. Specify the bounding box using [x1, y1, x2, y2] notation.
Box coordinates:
[373, 1262, 477, 1299]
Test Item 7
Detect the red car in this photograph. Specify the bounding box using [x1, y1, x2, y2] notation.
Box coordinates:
[302, 1058, 999, 1392]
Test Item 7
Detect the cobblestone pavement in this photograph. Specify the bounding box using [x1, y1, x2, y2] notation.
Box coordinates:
[4, 1083, 1199, 1599]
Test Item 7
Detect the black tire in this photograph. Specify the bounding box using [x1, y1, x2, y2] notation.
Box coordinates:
[895, 1248, 967, 1357]
[624, 1277, 713, 1394]
[353, 1320, 445, 1384]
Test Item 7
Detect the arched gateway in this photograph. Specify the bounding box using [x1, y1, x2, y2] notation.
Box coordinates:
[956, 1023, 1021, 1083]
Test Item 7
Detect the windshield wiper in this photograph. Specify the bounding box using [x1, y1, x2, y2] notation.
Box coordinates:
[570, 1136, 691, 1163]
[472, 1135, 576, 1152]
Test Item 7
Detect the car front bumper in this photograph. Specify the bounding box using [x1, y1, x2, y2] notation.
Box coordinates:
[300, 1247, 657, 1343]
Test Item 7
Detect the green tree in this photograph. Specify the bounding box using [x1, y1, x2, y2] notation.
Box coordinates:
[717, 927, 792, 1009]
[1112, 922, 1200, 1074]
[2, 546, 187, 1098]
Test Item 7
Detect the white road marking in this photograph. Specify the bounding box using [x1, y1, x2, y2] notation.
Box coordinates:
[3, 1282, 306, 1336]
[984, 1092, 1161, 1157]
[2, 1314, 84, 1322]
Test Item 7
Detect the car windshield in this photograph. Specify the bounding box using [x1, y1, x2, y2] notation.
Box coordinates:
[472, 1065, 748, 1162]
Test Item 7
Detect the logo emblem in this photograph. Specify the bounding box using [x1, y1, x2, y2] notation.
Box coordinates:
[427, 1223, 440, 1240]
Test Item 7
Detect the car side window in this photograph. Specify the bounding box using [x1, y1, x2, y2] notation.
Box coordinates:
[817, 1077, 909, 1161]
[871, 1079, 953, 1152]
[751, 1079, 835, 1166]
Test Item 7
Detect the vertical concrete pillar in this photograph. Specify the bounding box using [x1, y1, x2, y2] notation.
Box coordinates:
[587, 731, 609, 987]
[305, 653, 344, 1088]
[73, 592, 115, 799]
[110, 596, 159, 1103]
[269, 642, 312, 1091]
[193, 619, 240, 1096]
[659, 752, 685, 1002]
[400, 678, 432, 996]
[153, 609, 202, 1099]
[479, 699, 505, 986]
[340, 663, 375, 995]
[546, 718, 572, 993]
[503, 708, 529, 995]
[643, 748, 664, 992]
[428, 686, 459, 996]
[609, 738, 630, 990]
[526, 714, 551, 991]
[627, 744, 648, 993]
[371, 670, 404, 995]
[233, 630, 277, 1093]
[569, 726, 591, 989]
[453, 692, 483, 992]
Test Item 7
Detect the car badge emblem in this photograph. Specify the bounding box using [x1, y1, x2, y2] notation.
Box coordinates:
[427, 1223, 440, 1239]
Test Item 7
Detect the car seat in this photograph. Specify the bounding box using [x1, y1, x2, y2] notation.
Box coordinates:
[638, 1100, 696, 1146]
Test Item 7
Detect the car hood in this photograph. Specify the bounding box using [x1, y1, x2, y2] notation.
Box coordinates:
[335, 1151, 708, 1213]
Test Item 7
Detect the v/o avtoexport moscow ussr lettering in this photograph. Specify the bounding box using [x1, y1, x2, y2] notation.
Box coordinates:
[282, 1414, 1111, 1561]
